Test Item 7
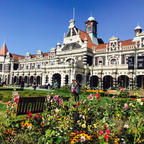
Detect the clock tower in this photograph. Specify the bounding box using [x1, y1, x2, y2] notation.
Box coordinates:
[85, 16, 98, 45]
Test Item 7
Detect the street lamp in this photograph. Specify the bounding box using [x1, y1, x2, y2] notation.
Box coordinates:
[134, 45, 137, 88]
[85, 65, 90, 86]
[69, 59, 74, 84]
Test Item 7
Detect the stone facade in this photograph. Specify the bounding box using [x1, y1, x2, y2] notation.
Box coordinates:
[0, 17, 144, 89]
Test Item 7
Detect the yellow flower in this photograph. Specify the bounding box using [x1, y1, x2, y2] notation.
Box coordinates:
[88, 125, 91, 131]
[137, 99, 141, 103]
[82, 123, 86, 128]
[93, 123, 97, 128]
[27, 123, 33, 130]
[114, 138, 120, 144]
[40, 121, 44, 127]
[20, 121, 25, 128]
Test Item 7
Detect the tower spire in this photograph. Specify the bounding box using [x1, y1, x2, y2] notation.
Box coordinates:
[90, 11, 92, 17]
[0, 42, 8, 55]
[73, 8, 75, 20]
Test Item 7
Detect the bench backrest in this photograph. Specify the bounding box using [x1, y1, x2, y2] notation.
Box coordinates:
[16, 96, 46, 115]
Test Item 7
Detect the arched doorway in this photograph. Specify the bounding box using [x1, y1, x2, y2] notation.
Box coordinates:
[76, 74, 82, 83]
[24, 76, 28, 83]
[90, 75, 99, 89]
[30, 76, 34, 85]
[118, 75, 129, 88]
[45, 75, 48, 83]
[19, 76, 23, 85]
[13, 76, 17, 84]
[136, 75, 144, 89]
[103, 75, 113, 90]
[52, 73, 61, 88]
[65, 75, 69, 85]
[36, 76, 41, 85]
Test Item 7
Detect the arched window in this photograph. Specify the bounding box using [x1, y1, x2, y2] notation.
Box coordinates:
[110, 58, 117, 65]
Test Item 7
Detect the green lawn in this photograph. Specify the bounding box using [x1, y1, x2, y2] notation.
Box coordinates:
[0, 103, 7, 123]
[0, 103, 6, 111]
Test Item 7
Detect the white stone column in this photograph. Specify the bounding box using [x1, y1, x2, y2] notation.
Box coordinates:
[48, 74, 53, 86]
[82, 75, 87, 85]
[61, 74, 65, 87]
[105, 54, 108, 65]
[42, 74, 46, 85]
[9, 74, 13, 85]
[119, 53, 121, 65]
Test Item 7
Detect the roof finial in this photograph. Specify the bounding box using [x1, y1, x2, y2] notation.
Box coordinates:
[90, 11, 92, 17]
[73, 8, 75, 20]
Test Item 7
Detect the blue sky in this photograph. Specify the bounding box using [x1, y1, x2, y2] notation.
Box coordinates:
[0, 0, 144, 55]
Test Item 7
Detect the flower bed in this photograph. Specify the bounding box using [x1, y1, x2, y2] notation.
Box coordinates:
[0, 88, 144, 144]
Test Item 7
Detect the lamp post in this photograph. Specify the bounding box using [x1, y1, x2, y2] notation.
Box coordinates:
[100, 65, 103, 90]
[134, 45, 137, 88]
[85, 65, 90, 85]
[91, 64, 94, 89]
[69, 59, 74, 84]
[115, 67, 118, 88]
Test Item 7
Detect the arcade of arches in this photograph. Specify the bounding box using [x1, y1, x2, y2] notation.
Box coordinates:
[89, 75, 144, 90]
[11, 74, 144, 89]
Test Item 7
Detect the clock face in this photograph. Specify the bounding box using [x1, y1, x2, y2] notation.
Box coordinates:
[112, 44, 116, 49]
[87, 25, 91, 33]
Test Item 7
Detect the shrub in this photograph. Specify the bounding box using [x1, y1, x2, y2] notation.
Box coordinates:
[0, 93, 3, 100]
[0, 92, 12, 102]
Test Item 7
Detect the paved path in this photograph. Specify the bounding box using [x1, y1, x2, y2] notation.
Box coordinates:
[0, 100, 7, 104]
[4, 86, 51, 91]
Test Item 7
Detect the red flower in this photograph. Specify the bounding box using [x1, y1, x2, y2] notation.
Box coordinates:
[14, 96, 19, 104]
[104, 134, 109, 140]
[95, 93, 100, 98]
[104, 124, 107, 128]
[34, 116, 37, 120]
[132, 98, 136, 100]
[36, 113, 40, 116]
[59, 99, 63, 105]
[85, 105, 88, 108]
[99, 130, 104, 136]
[120, 87, 124, 92]
[141, 98, 144, 102]
[27, 112, 32, 117]
[7, 101, 11, 105]
[25, 116, 28, 120]
[77, 101, 80, 107]
[106, 129, 111, 135]
[34, 113, 39, 120]
[98, 98, 100, 102]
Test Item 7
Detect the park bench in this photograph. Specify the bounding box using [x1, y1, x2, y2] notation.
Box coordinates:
[16, 96, 46, 116]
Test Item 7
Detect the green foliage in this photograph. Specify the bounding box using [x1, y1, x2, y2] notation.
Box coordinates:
[0, 87, 144, 143]
[0, 103, 6, 111]
[0, 91, 12, 102]
[0, 93, 3, 100]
